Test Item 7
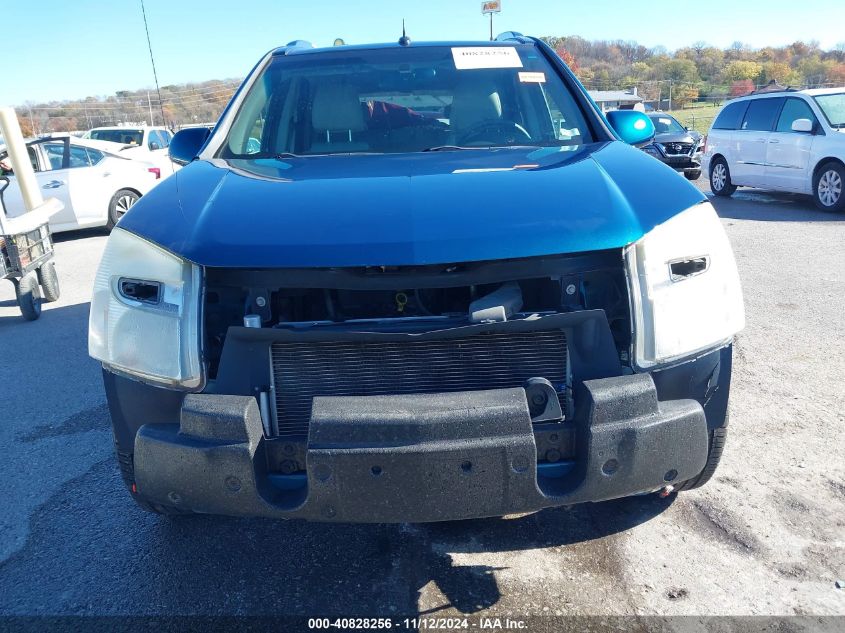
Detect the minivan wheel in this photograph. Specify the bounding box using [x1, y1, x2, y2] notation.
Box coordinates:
[710, 159, 736, 197]
[813, 162, 845, 213]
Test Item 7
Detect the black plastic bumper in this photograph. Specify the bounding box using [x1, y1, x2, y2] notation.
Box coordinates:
[130, 372, 708, 522]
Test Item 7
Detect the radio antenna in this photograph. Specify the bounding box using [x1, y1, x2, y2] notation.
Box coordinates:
[399, 19, 411, 46]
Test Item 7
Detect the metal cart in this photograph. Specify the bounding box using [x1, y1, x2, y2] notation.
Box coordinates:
[0, 176, 60, 320]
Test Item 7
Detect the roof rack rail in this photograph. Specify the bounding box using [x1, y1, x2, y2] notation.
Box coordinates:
[284, 40, 313, 54]
[747, 80, 798, 96]
[495, 31, 528, 43]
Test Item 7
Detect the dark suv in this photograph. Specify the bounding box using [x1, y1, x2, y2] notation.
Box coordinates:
[642, 112, 704, 180]
[89, 35, 744, 522]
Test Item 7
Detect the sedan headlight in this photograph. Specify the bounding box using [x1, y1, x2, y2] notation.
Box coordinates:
[88, 228, 202, 388]
[625, 202, 744, 369]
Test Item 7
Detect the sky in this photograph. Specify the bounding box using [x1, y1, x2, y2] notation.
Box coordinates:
[3, 0, 845, 105]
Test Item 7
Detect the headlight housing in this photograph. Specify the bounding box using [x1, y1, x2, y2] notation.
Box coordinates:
[625, 202, 744, 369]
[88, 228, 202, 389]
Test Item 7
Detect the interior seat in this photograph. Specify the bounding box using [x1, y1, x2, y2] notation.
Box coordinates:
[310, 82, 370, 154]
[449, 80, 503, 139]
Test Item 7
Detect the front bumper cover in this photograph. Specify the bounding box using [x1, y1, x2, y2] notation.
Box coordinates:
[133, 373, 708, 522]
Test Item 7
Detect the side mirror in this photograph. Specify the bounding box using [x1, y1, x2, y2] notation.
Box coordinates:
[169, 127, 211, 166]
[791, 118, 813, 133]
[606, 110, 655, 147]
[149, 142, 161, 151]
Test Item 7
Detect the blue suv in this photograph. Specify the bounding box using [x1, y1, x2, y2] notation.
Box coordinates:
[89, 34, 744, 522]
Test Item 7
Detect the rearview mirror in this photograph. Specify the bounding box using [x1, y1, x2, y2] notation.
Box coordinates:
[791, 118, 813, 133]
[605, 110, 655, 147]
[169, 127, 211, 166]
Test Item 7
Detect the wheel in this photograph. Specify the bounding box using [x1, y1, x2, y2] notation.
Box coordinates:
[813, 161, 845, 213]
[15, 272, 42, 321]
[107, 189, 140, 229]
[685, 169, 701, 181]
[709, 158, 736, 197]
[37, 261, 60, 302]
[115, 445, 192, 516]
[676, 426, 728, 491]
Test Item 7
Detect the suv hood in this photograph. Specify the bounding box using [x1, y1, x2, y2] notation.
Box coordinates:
[119, 141, 704, 268]
[653, 131, 701, 144]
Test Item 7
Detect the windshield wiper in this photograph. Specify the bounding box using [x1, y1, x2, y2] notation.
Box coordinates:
[274, 152, 301, 159]
[422, 145, 483, 152]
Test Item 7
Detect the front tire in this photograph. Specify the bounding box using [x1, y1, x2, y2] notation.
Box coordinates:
[710, 158, 736, 197]
[813, 161, 845, 213]
[676, 426, 728, 491]
[685, 169, 701, 181]
[15, 272, 42, 321]
[107, 189, 140, 230]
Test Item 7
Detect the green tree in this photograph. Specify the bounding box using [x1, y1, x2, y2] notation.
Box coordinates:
[723, 60, 762, 82]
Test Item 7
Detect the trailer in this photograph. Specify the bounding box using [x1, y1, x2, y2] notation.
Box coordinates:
[0, 107, 63, 320]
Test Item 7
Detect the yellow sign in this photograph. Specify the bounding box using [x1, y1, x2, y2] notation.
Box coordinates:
[482, 1, 501, 15]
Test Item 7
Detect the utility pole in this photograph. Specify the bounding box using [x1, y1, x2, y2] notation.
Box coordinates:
[669, 79, 674, 112]
[147, 91, 154, 126]
[489, 12, 493, 41]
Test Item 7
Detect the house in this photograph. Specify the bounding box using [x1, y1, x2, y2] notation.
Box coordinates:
[588, 89, 643, 113]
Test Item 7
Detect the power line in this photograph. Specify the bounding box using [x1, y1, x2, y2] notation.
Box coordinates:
[140, 0, 167, 126]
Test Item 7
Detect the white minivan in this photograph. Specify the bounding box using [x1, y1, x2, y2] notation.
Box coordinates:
[702, 87, 845, 212]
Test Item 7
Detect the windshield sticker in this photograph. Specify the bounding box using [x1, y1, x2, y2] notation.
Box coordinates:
[518, 72, 546, 83]
[452, 47, 523, 70]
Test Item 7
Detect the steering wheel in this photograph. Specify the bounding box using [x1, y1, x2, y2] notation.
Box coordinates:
[457, 119, 532, 146]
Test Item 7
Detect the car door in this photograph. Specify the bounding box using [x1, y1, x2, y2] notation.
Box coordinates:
[64, 145, 117, 226]
[732, 97, 784, 187]
[765, 97, 819, 193]
[30, 139, 78, 227]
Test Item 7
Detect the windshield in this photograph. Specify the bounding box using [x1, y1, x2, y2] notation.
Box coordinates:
[220, 45, 595, 158]
[649, 114, 685, 134]
[813, 93, 845, 127]
[89, 129, 143, 145]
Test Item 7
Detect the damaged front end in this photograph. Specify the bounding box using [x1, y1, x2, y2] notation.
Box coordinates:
[204, 251, 631, 463]
[100, 248, 727, 521]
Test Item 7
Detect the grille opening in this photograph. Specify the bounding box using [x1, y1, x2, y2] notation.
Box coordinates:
[203, 258, 630, 379]
[270, 329, 569, 439]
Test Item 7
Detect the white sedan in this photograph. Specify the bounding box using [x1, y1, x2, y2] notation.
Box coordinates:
[0, 136, 159, 233]
[83, 126, 177, 176]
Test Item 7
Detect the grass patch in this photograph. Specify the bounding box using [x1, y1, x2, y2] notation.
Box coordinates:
[661, 104, 721, 134]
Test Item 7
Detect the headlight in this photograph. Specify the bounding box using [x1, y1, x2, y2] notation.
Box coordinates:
[625, 202, 744, 369]
[88, 228, 202, 388]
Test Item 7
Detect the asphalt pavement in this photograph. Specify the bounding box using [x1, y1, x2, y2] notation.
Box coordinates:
[0, 182, 843, 624]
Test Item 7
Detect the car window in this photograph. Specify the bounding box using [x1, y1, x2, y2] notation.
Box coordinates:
[221, 45, 595, 159]
[740, 98, 784, 132]
[68, 145, 93, 168]
[148, 130, 163, 150]
[0, 147, 39, 174]
[43, 143, 67, 170]
[158, 130, 172, 147]
[650, 115, 685, 134]
[712, 101, 749, 131]
[775, 98, 817, 133]
[812, 93, 845, 128]
[89, 129, 144, 146]
[86, 147, 106, 165]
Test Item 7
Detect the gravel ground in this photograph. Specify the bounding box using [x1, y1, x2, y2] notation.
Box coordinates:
[0, 184, 843, 624]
